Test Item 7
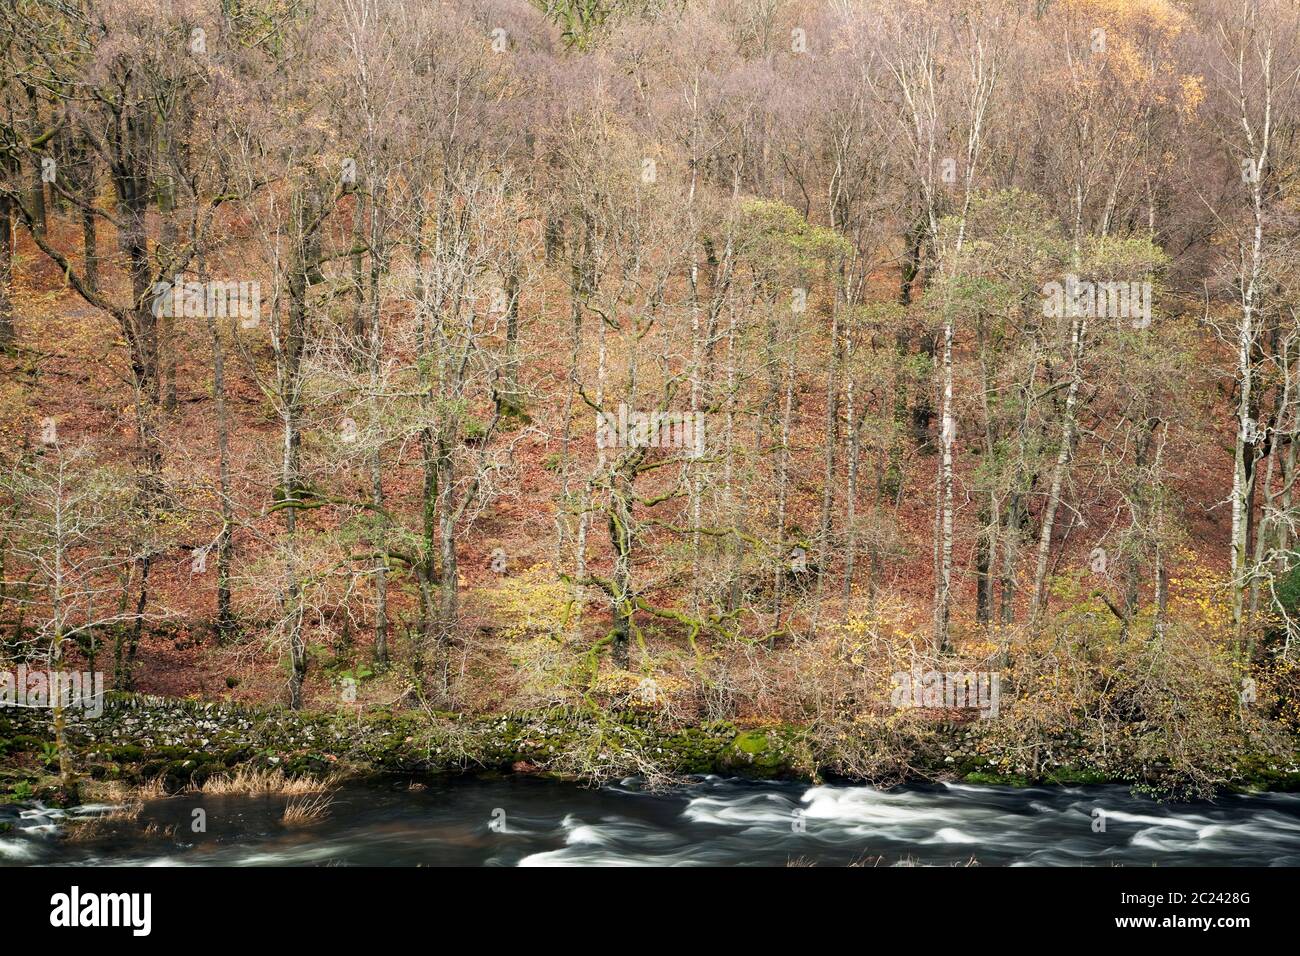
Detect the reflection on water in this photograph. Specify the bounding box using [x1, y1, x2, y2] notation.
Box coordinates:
[2, 777, 1298, 867]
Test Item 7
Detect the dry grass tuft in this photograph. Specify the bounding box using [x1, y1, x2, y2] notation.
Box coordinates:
[281, 792, 334, 826]
[64, 802, 144, 842]
[131, 776, 169, 800]
[78, 780, 135, 804]
[186, 767, 342, 796]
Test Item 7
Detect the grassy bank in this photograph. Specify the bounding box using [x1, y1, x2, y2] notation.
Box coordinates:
[2, 693, 1298, 807]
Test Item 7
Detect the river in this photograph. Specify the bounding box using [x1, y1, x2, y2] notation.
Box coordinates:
[3, 776, 1298, 866]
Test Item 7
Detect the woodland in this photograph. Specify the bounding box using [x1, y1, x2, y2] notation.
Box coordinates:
[1, 0, 1299, 794]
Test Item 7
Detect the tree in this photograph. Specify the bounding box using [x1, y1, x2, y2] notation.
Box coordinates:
[0, 441, 137, 795]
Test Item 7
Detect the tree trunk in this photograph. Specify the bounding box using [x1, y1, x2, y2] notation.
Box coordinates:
[933, 313, 954, 653]
[435, 434, 458, 699]
[0, 191, 13, 347]
[816, 276, 843, 591]
[367, 191, 388, 667]
[283, 188, 317, 710]
[80, 139, 98, 293]
[158, 176, 179, 414]
[608, 465, 635, 668]
[201, 251, 235, 641]
[27, 85, 46, 235]
[1030, 314, 1087, 625]
[843, 336, 861, 601]
[772, 345, 795, 633]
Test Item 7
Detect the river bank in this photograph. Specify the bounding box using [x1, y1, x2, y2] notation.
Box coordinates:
[2, 693, 1298, 807]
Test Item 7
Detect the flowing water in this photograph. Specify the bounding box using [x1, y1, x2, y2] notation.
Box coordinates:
[2, 777, 1298, 866]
